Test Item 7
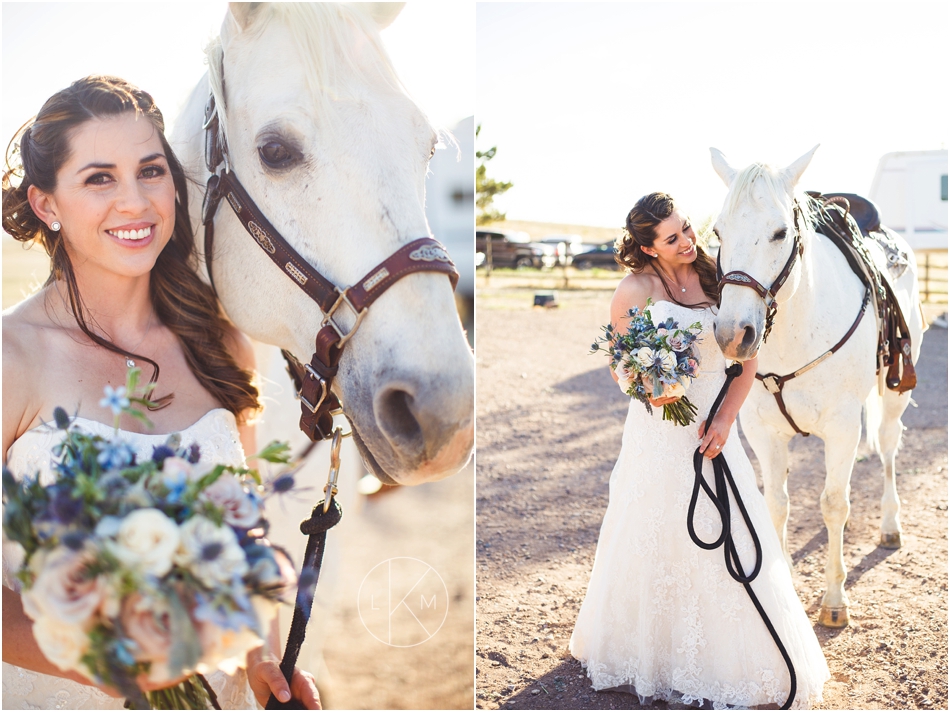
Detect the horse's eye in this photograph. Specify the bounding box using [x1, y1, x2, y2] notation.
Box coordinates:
[259, 141, 296, 169]
[772, 228, 788, 241]
[428, 146, 436, 160]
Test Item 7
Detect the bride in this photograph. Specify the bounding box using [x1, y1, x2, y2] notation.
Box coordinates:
[569, 192, 830, 708]
[2, 76, 320, 709]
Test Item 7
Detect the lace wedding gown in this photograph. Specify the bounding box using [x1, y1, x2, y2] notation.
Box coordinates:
[2, 409, 259, 710]
[569, 302, 830, 709]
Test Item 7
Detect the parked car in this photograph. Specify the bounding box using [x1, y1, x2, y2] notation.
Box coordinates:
[536, 234, 593, 266]
[572, 240, 621, 270]
[476, 230, 543, 269]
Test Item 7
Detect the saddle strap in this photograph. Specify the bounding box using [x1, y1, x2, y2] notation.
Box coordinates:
[756, 288, 871, 436]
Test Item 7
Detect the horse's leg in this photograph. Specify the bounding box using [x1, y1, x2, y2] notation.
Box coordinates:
[878, 389, 910, 548]
[817, 407, 863, 628]
[741, 413, 794, 569]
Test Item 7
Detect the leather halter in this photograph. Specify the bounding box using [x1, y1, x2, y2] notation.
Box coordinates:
[201, 94, 459, 441]
[716, 201, 804, 343]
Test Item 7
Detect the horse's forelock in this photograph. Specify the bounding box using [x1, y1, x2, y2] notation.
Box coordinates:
[207, 3, 410, 145]
[722, 163, 814, 225]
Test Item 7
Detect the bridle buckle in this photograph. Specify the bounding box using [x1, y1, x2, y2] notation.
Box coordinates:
[298, 364, 329, 414]
[321, 287, 368, 347]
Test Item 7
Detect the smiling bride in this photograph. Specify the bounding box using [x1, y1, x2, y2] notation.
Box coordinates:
[569, 192, 830, 709]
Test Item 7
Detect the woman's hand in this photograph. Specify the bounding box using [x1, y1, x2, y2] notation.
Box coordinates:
[698, 412, 734, 459]
[247, 659, 321, 710]
[648, 394, 681, 407]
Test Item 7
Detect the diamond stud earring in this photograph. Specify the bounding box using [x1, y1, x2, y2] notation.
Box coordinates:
[50, 221, 61, 231]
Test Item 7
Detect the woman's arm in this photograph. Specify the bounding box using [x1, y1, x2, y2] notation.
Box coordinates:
[608, 275, 652, 386]
[698, 354, 758, 458]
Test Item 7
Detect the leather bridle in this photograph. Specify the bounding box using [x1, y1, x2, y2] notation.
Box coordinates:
[716, 201, 805, 343]
[200, 94, 459, 443]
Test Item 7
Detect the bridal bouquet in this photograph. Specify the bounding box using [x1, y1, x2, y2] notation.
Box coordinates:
[592, 298, 703, 426]
[2, 368, 296, 710]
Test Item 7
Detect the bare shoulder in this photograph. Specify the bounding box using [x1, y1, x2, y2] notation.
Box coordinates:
[611, 271, 659, 319]
[2, 295, 52, 454]
[222, 323, 256, 372]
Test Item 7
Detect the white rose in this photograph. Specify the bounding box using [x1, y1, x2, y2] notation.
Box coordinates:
[200, 474, 262, 529]
[657, 349, 677, 374]
[175, 516, 249, 588]
[111, 509, 180, 578]
[32, 615, 89, 672]
[22, 546, 104, 627]
[635, 347, 654, 368]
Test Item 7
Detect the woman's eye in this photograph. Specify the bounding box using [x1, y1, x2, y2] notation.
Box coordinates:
[85, 173, 112, 185]
[140, 165, 166, 179]
[259, 141, 296, 169]
[683, 223, 691, 232]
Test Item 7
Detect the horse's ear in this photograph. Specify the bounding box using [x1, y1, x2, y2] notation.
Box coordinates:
[365, 2, 406, 29]
[781, 144, 820, 188]
[710, 147, 736, 187]
[229, 2, 263, 30]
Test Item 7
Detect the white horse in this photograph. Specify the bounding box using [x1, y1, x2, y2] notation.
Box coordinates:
[169, 3, 474, 694]
[171, 2, 474, 487]
[709, 146, 924, 628]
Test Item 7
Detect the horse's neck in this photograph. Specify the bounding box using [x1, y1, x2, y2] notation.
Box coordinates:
[756, 227, 867, 373]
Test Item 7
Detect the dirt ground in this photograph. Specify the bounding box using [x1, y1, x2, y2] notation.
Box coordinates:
[474, 285, 948, 711]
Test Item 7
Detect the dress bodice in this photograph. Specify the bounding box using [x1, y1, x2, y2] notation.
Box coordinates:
[2, 409, 256, 710]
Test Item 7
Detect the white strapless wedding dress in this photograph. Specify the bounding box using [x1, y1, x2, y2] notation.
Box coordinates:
[2, 409, 259, 710]
[569, 302, 830, 709]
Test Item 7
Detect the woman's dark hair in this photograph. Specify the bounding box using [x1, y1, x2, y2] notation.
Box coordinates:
[2, 75, 260, 421]
[615, 191, 719, 307]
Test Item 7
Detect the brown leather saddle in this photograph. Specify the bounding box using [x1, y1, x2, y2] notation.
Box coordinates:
[807, 191, 917, 393]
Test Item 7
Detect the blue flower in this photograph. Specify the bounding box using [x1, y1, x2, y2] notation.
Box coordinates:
[97, 441, 135, 470]
[99, 386, 130, 416]
[186, 443, 201, 464]
[151, 445, 176, 467]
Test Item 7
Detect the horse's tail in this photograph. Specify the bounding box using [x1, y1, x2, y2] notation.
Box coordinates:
[864, 385, 883, 456]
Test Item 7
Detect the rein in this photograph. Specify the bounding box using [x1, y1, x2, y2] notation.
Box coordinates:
[687, 363, 797, 710]
[199, 83, 458, 708]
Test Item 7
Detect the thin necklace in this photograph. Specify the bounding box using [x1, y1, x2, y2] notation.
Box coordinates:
[654, 262, 690, 293]
[122, 314, 153, 369]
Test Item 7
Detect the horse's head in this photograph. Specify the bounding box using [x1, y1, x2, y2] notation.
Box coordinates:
[199, 3, 473, 485]
[709, 146, 819, 360]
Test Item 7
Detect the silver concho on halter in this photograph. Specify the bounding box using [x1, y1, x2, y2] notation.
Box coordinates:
[725, 274, 752, 283]
[285, 262, 308, 285]
[409, 244, 451, 263]
[247, 221, 276, 254]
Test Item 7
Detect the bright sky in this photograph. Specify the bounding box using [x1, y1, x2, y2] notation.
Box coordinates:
[1, 2, 474, 149]
[477, 2, 948, 227]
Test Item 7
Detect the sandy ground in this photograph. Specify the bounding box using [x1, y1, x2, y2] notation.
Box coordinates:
[474, 286, 948, 711]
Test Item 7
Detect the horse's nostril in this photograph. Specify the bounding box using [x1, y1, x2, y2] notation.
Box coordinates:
[741, 324, 757, 350]
[375, 387, 423, 451]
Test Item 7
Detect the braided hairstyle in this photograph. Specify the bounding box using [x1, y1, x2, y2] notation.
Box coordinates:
[615, 191, 719, 307]
[2, 75, 260, 421]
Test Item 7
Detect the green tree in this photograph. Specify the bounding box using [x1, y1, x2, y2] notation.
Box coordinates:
[476, 124, 513, 226]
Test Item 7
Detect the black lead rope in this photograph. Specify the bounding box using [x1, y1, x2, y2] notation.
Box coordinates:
[686, 363, 798, 711]
[265, 500, 343, 710]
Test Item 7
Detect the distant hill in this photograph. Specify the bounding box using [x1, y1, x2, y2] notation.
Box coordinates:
[483, 220, 621, 246]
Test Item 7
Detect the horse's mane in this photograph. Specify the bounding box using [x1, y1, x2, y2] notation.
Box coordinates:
[723, 162, 819, 226]
[206, 3, 409, 145]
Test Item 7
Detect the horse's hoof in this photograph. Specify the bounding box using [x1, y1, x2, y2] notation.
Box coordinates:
[880, 531, 902, 549]
[818, 606, 849, 628]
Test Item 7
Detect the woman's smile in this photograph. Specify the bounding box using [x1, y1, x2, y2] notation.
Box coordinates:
[105, 224, 155, 244]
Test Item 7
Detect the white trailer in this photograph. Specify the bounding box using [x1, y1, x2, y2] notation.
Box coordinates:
[868, 149, 948, 251]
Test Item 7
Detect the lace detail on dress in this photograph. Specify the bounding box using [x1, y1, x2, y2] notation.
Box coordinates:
[2, 410, 258, 710]
[569, 302, 829, 710]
